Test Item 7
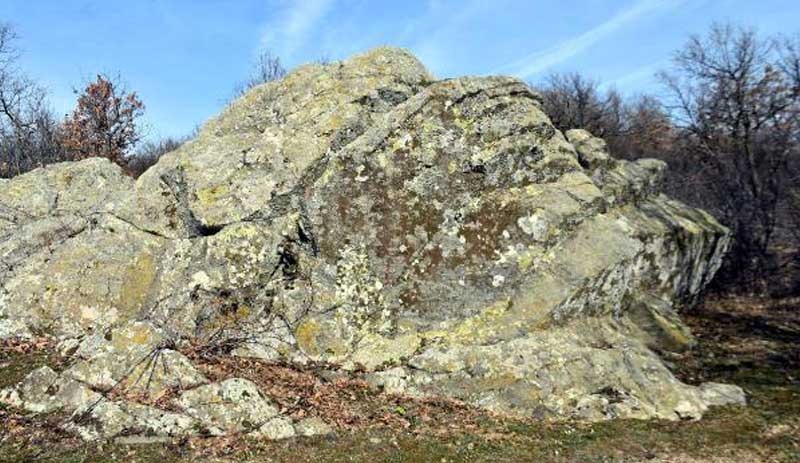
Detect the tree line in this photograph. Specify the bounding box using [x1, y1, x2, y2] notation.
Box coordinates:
[534, 23, 800, 295]
[0, 23, 286, 179]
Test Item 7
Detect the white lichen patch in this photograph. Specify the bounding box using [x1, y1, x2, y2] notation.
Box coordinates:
[335, 245, 392, 336]
[517, 211, 550, 241]
[190, 271, 214, 291]
[492, 275, 505, 287]
[355, 164, 369, 182]
[207, 224, 274, 288]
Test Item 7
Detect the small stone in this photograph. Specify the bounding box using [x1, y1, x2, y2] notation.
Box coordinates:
[175, 378, 278, 432]
[124, 402, 197, 437]
[294, 417, 333, 437]
[114, 435, 174, 445]
[699, 382, 747, 407]
[66, 400, 133, 441]
[52, 376, 103, 412]
[573, 394, 610, 421]
[366, 366, 409, 394]
[0, 387, 22, 410]
[256, 416, 296, 440]
[565, 128, 613, 170]
[0, 366, 59, 413]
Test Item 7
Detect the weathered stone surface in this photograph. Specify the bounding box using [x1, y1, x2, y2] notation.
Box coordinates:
[64, 320, 207, 397]
[0, 366, 101, 414]
[294, 416, 334, 437]
[255, 416, 296, 440]
[699, 382, 747, 407]
[403, 317, 714, 420]
[0, 158, 131, 234]
[65, 399, 198, 441]
[628, 293, 696, 352]
[175, 378, 279, 434]
[366, 366, 410, 394]
[566, 128, 612, 170]
[0, 158, 136, 338]
[117, 47, 433, 237]
[0, 47, 742, 438]
[0, 317, 32, 340]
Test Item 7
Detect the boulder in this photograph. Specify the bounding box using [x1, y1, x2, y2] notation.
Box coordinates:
[63, 320, 207, 397]
[0, 47, 742, 438]
[174, 378, 280, 435]
[64, 399, 198, 441]
[0, 158, 137, 337]
[255, 416, 296, 440]
[0, 366, 101, 414]
[294, 416, 334, 437]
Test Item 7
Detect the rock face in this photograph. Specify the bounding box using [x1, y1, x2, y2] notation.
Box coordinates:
[0, 47, 743, 440]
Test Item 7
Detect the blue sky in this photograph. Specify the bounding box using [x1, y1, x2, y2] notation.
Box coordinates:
[1, 0, 797, 141]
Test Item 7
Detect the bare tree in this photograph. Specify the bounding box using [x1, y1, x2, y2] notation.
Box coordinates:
[534, 25, 800, 293]
[126, 133, 193, 178]
[536, 73, 623, 139]
[535, 73, 674, 160]
[777, 34, 800, 294]
[618, 95, 675, 159]
[232, 49, 287, 98]
[659, 23, 800, 291]
[779, 34, 800, 90]
[0, 23, 67, 178]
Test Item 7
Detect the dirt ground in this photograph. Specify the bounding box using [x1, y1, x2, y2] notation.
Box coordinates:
[1, 295, 798, 463]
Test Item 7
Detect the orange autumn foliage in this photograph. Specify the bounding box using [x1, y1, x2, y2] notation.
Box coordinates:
[62, 74, 144, 167]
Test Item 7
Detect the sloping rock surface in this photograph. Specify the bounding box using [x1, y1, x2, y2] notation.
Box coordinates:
[0, 48, 743, 440]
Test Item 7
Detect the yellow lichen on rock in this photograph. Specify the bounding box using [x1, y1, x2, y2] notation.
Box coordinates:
[118, 251, 157, 313]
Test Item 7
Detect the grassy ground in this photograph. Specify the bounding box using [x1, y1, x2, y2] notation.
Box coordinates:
[1, 296, 798, 462]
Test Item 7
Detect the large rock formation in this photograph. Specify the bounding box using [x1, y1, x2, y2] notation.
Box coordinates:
[0, 48, 743, 440]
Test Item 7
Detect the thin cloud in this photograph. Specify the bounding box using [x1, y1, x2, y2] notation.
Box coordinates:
[604, 59, 667, 91]
[495, 0, 686, 79]
[259, 0, 335, 60]
[410, 0, 491, 76]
